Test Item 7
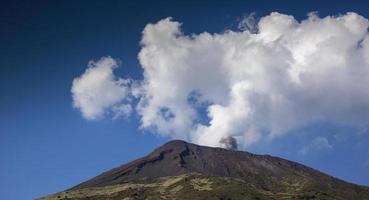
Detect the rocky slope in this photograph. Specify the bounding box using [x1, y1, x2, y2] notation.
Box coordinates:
[40, 140, 369, 200]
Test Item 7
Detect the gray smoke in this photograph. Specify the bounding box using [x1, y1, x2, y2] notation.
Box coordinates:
[219, 136, 238, 150]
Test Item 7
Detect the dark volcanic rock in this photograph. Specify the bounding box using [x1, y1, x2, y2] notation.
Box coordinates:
[72, 140, 363, 192]
[40, 140, 369, 199]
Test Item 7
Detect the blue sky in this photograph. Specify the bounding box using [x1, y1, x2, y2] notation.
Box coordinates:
[1, 1, 369, 199]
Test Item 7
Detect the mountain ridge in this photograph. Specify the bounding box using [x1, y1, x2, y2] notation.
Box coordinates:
[71, 140, 347, 189]
[41, 140, 369, 200]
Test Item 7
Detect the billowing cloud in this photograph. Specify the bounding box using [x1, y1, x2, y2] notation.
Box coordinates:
[71, 57, 131, 120]
[73, 12, 369, 148]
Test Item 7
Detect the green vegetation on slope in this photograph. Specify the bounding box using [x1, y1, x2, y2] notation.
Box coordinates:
[39, 173, 369, 200]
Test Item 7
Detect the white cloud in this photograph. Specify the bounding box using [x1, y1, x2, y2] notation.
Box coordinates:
[238, 12, 258, 33]
[299, 136, 333, 155]
[112, 104, 132, 119]
[313, 136, 333, 150]
[71, 57, 131, 120]
[73, 12, 369, 148]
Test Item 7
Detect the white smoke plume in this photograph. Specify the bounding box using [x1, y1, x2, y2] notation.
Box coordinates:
[72, 12, 369, 148]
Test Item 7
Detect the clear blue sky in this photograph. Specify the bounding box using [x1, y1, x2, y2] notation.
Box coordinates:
[1, 1, 369, 199]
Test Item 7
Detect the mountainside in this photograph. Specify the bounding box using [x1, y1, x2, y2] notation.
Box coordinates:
[40, 140, 369, 200]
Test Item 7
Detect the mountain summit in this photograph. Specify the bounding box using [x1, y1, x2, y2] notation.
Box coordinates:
[40, 140, 369, 200]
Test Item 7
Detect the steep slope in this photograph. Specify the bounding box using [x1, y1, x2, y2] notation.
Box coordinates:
[40, 140, 369, 200]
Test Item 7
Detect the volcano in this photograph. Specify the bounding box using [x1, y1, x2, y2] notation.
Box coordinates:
[40, 140, 369, 200]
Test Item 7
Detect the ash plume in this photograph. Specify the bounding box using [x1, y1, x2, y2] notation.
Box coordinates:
[219, 136, 238, 150]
